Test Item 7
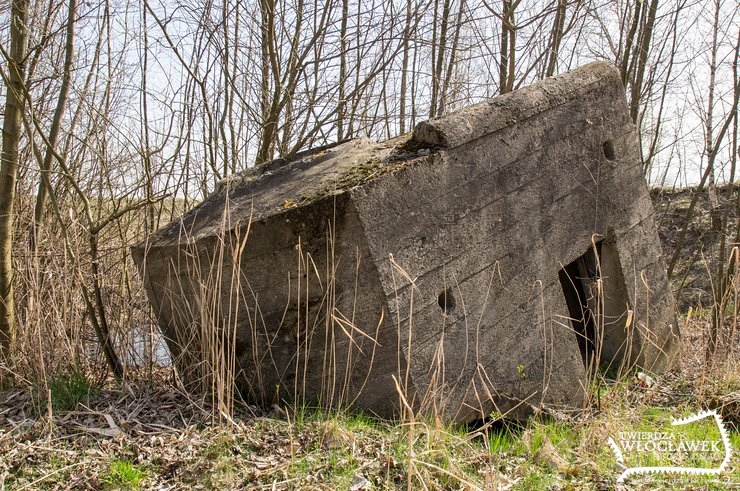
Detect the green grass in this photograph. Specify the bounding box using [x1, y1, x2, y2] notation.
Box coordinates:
[488, 426, 517, 453]
[513, 469, 556, 490]
[36, 371, 97, 413]
[515, 402, 739, 489]
[4, 396, 738, 490]
[4, 361, 738, 490]
[631, 406, 729, 469]
[103, 459, 147, 489]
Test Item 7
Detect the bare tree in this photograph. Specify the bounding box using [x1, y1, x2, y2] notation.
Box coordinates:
[704, 0, 722, 231]
[30, 0, 77, 252]
[0, 0, 30, 357]
[544, 0, 567, 77]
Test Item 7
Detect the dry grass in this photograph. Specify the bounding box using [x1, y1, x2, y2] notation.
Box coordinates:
[0, 310, 737, 490]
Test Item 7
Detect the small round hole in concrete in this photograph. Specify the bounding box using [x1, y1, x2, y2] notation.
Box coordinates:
[438, 288, 456, 314]
[602, 140, 616, 161]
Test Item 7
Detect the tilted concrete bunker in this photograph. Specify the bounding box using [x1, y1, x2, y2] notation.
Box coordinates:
[132, 62, 679, 423]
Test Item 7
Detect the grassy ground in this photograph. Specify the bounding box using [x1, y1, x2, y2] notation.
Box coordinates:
[0, 322, 737, 490]
[1, 186, 738, 490]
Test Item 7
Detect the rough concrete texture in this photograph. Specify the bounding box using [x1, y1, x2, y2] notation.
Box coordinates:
[132, 62, 680, 423]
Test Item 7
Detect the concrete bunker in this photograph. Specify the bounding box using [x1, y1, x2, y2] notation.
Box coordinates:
[132, 62, 680, 424]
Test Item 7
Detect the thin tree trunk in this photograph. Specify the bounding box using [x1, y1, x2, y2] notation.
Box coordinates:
[619, 0, 641, 85]
[642, 1, 682, 176]
[257, 0, 276, 164]
[399, 0, 412, 134]
[434, 0, 451, 116]
[410, 31, 418, 128]
[0, 0, 30, 357]
[348, 2, 362, 137]
[142, 0, 155, 234]
[706, 0, 721, 231]
[429, 0, 441, 117]
[545, 0, 566, 77]
[709, 27, 740, 359]
[499, 0, 510, 94]
[31, 0, 77, 252]
[337, 0, 349, 140]
[438, 0, 464, 116]
[228, 0, 240, 172]
[279, 0, 305, 155]
[628, 0, 658, 123]
[219, 0, 232, 176]
[506, 3, 516, 92]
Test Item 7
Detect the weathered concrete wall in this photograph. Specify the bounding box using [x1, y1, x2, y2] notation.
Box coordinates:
[132, 61, 679, 423]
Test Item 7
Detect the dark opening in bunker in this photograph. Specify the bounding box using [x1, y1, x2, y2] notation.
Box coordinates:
[558, 236, 633, 372]
[558, 242, 602, 368]
[602, 140, 616, 161]
[438, 288, 456, 314]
